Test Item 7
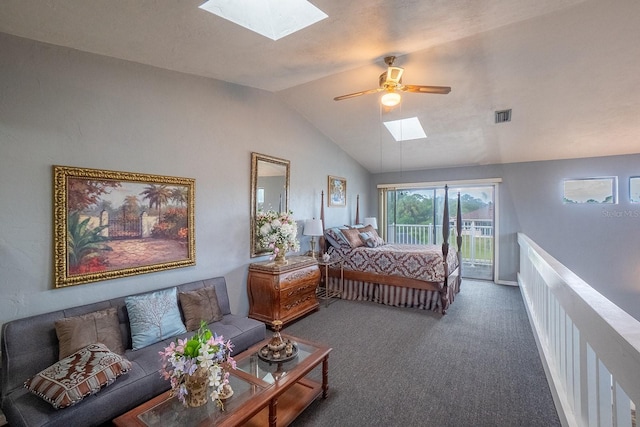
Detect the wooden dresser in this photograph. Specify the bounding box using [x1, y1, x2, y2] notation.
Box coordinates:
[247, 256, 320, 326]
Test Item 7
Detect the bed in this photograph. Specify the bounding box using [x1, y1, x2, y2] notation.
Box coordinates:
[320, 186, 462, 314]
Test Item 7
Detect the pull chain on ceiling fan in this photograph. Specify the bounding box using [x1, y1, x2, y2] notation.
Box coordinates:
[333, 56, 451, 106]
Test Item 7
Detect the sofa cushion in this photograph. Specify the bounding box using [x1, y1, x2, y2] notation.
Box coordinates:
[179, 286, 223, 331]
[24, 343, 132, 409]
[55, 307, 125, 359]
[125, 287, 187, 350]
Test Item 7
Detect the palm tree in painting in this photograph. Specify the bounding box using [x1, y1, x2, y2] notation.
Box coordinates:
[140, 184, 171, 219]
[170, 186, 188, 207]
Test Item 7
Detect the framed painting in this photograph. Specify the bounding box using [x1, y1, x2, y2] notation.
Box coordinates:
[630, 177, 640, 203]
[328, 175, 347, 207]
[53, 165, 195, 288]
[562, 177, 617, 204]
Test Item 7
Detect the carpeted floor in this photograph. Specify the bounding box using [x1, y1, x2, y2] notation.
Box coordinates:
[283, 280, 561, 427]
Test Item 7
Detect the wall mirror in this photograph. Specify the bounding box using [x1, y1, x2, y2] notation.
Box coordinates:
[250, 152, 290, 257]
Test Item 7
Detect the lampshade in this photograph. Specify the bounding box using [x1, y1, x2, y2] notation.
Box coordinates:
[363, 217, 378, 229]
[303, 219, 324, 236]
[381, 92, 401, 107]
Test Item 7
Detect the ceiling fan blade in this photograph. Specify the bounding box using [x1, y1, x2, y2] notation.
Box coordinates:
[333, 88, 381, 101]
[402, 85, 451, 94]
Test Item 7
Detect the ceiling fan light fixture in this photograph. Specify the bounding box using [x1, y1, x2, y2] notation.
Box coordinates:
[381, 92, 401, 107]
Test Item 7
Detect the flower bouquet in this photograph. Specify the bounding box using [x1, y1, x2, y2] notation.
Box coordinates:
[255, 210, 300, 262]
[159, 322, 235, 408]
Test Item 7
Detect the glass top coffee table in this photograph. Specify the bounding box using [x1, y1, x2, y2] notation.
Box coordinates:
[113, 334, 331, 427]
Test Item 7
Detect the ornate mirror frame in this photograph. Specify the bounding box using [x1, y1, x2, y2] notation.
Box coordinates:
[250, 152, 290, 257]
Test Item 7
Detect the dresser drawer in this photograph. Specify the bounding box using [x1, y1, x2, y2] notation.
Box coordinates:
[248, 256, 320, 326]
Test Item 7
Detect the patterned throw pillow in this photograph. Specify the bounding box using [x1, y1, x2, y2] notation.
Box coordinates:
[359, 231, 385, 248]
[324, 227, 350, 249]
[55, 307, 125, 359]
[340, 228, 365, 248]
[24, 343, 132, 409]
[179, 287, 223, 331]
[125, 287, 187, 350]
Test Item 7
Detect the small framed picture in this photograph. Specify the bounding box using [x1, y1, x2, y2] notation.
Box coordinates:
[328, 176, 347, 207]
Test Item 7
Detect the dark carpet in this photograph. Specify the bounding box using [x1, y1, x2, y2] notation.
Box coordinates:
[283, 280, 560, 427]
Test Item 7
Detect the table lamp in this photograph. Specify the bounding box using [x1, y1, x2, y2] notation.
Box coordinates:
[363, 217, 378, 230]
[303, 219, 324, 259]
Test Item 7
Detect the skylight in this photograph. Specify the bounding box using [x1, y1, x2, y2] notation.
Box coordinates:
[199, 0, 328, 41]
[383, 117, 427, 141]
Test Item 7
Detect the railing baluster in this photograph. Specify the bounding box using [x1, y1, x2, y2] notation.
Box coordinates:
[518, 233, 640, 427]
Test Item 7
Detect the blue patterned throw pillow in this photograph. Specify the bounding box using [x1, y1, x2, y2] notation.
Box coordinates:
[359, 231, 385, 248]
[125, 287, 187, 350]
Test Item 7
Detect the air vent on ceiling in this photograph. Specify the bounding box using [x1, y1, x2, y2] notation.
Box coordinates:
[495, 109, 512, 124]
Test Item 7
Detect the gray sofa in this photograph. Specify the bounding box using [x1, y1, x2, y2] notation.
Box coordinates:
[0, 277, 266, 427]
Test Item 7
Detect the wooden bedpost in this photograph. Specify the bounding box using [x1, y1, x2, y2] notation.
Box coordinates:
[456, 191, 463, 289]
[319, 191, 326, 255]
[440, 185, 450, 314]
[355, 194, 360, 225]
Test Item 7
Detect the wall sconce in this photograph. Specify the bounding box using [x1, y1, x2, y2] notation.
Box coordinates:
[303, 218, 324, 259]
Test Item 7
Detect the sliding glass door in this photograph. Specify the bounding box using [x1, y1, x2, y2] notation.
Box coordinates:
[381, 184, 495, 281]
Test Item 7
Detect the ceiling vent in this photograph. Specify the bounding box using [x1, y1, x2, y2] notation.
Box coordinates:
[495, 109, 512, 124]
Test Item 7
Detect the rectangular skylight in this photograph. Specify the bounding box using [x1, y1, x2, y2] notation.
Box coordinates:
[199, 0, 328, 41]
[383, 117, 427, 141]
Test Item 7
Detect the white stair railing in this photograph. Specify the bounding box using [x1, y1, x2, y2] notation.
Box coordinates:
[518, 233, 640, 427]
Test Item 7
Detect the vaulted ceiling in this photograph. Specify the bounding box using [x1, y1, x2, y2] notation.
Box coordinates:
[2, 0, 638, 173]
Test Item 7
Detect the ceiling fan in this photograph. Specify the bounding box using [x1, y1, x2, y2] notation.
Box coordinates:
[333, 56, 451, 106]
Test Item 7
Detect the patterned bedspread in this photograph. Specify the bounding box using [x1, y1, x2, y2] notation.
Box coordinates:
[328, 244, 459, 283]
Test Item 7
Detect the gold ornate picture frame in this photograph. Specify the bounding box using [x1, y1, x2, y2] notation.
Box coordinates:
[328, 175, 347, 207]
[53, 165, 195, 288]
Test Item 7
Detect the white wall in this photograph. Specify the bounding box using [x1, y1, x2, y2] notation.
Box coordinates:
[0, 32, 369, 326]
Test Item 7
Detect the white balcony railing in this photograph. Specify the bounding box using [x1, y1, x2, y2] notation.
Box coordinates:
[518, 233, 640, 427]
[389, 223, 493, 266]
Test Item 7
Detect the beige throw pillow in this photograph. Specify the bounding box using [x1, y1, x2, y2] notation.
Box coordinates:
[179, 287, 223, 331]
[340, 228, 365, 248]
[55, 307, 125, 359]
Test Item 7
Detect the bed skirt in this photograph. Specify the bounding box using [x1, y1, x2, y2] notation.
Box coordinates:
[326, 275, 459, 311]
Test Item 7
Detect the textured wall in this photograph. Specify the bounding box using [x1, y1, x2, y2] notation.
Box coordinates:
[0, 33, 369, 326]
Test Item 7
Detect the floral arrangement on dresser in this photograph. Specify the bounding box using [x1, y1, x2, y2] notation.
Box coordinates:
[159, 322, 235, 408]
[255, 210, 300, 258]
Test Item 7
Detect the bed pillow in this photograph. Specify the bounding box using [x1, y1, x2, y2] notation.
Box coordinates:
[24, 343, 132, 409]
[340, 228, 365, 248]
[179, 286, 223, 331]
[360, 224, 380, 237]
[55, 307, 124, 359]
[125, 287, 187, 350]
[359, 231, 385, 248]
[325, 227, 350, 249]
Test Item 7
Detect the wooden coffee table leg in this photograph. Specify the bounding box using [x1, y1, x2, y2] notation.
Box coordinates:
[322, 355, 329, 398]
[269, 397, 277, 427]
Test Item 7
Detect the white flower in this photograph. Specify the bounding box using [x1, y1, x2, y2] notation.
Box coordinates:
[255, 210, 300, 253]
[260, 224, 271, 235]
